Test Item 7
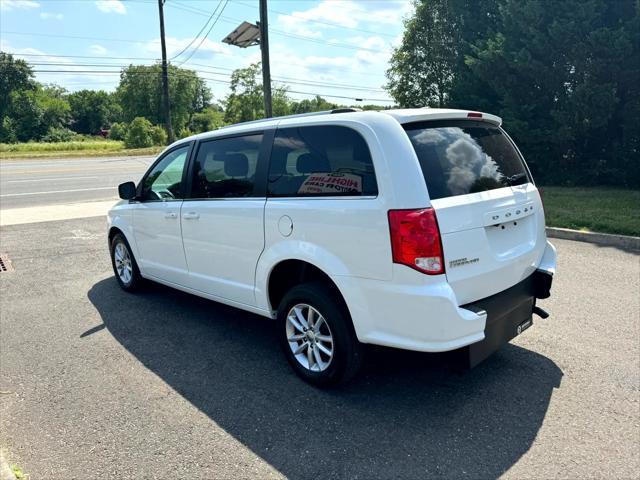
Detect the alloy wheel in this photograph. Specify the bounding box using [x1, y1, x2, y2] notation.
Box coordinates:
[114, 241, 133, 285]
[285, 303, 334, 372]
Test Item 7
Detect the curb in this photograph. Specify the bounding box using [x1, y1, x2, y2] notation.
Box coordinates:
[0, 452, 17, 480]
[546, 227, 640, 251]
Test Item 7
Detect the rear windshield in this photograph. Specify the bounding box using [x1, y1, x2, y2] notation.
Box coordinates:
[404, 120, 530, 200]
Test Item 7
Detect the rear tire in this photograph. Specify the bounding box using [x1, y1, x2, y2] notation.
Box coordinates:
[277, 282, 364, 387]
[110, 233, 142, 292]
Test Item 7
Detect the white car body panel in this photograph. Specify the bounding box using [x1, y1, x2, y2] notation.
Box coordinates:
[107, 107, 557, 353]
[180, 198, 266, 306]
[132, 200, 189, 286]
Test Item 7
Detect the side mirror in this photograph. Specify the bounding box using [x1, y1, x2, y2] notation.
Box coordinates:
[118, 181, 137, 200]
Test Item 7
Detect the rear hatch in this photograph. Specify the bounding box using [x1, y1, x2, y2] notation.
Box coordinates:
[404, 119, 546, 305]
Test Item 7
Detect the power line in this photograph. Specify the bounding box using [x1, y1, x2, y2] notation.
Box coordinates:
[169, 0, 224, 61]
[176, 0, 230, 66]
[29, 69, 394, 102]
[2, 30, 164, 45]
[2, 25, 392, 54]
[5, 52, 388, 82]
[167, 3, 392, 54]
[8, 53, 161, 61]
[232, 0, 397, 39]
[22, 62, 386, 92]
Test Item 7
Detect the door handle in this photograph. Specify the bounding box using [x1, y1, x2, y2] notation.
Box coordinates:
[164, 212, 177, 219]
[182, 212, 200, 220]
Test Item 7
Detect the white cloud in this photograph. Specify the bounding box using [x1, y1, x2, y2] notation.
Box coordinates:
[245, 42, 392, 105]
[0, 41, 120, 92]
[95, 0, 126, 15]
[277, 14, 323, 39]
[40, 12, 63, 20]
[281, 1, 412, 30]
[88, 44, 108, 55]
[0, 0, 40, 11]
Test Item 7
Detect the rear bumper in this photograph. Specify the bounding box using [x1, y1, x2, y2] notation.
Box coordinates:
[462, 271, 552, 367]
[333, 240, 556, 356]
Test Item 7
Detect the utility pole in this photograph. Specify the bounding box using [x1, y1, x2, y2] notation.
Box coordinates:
[158, 0, 174, 143]
[258, 0, 272, 118]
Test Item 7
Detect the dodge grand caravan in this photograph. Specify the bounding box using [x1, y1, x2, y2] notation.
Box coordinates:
[108, 108, 556, 386]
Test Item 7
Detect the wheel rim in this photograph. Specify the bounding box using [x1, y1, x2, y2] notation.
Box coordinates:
[286, 303, 334, 372]
[114, 241, 133, 285]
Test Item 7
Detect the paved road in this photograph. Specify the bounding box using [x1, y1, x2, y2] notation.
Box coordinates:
[0, 156, 154, 209]
[0, 215, 638, 479]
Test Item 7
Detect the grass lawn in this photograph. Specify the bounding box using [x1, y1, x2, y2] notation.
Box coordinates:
[0, 141, 163, 159]
[541, 186, 640, 237]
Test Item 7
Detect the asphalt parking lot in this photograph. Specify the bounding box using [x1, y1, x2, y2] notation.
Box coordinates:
[1, 217, 638, 479]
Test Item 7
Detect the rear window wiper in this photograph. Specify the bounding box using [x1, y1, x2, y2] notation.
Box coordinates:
[504, 173, 527, 185]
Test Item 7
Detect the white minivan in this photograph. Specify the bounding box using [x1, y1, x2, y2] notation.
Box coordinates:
[108, 108, 556, 386]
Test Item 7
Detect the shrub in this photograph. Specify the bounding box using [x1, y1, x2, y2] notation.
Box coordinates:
[177, 127, 193, 139]
[41, 127, 78, 143]
[150, 125, 168, 146]
[108, 122, 128, 141]
[189, 108, 225, 133]
[0, 117, 17, 143]
[124, 117, 154, 148]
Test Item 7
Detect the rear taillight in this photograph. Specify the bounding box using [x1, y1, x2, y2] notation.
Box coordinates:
[388, 208, 445, 275]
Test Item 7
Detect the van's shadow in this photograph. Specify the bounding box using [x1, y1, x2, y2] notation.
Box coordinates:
[88, 278, 562, 479]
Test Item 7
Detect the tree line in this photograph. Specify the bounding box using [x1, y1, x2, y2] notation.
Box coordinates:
[0, 53, 377, 148]
[2, 0, 638, 187]
[387, 0, 639, 187]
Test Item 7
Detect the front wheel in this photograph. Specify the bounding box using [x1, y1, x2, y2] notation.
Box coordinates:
[277, 282, 364, 387]
[110, 233, 142, 292]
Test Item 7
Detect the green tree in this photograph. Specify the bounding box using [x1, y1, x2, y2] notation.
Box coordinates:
[290, 95, 337, 114]
[125, 117, 155, 148]
[7, 85, 70, 142]
[0, 52, 37, 142]
[386, 0, 459, 107]
[224, 63, 290, 123]
[68, 89, 119, 134]
[386, 0, 499, 109]
[108, 122, 128, 141]
[116, 64, 211, 135]
[466, 0, 639, 186]
[387, 0, 639, 187]
[189, 106, 225, 133]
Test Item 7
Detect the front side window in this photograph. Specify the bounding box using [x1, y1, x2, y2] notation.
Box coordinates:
[268, 125, 378, 197]
[404, 120, 530, 200]
[141, 145, 189, 201]
[190, 134, 263, 198]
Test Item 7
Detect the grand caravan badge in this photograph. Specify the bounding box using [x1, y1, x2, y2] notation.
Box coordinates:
[449, 257, 480, 268]
[298, 172, 362, 195]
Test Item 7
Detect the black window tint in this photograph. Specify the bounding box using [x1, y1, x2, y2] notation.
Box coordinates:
[191, 134, 263, 198]
[268, 126, 377, 197]
[404, 120, 530, 200]
[142, 145, 189, 201]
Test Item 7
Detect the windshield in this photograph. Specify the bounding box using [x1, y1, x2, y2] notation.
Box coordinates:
[404, 120, 530, 200]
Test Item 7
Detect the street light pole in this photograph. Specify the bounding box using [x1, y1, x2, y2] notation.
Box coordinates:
[258, 0, 272, 118]
[158, 0, 175, 143]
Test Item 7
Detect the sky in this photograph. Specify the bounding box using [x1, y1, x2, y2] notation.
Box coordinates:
[0, 0, 413, 106]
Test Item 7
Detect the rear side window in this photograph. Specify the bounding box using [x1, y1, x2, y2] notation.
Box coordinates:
[268, 125, 377, 197]
[404, 120, 530, 200]
[190, 134, 263, 198]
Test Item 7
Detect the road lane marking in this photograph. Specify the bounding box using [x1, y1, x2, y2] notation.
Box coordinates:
[0, 186, 115, 197]
[0, 166, 147, 176]
[0, 199, 118, 226]
[0, 156, 155, 168]
[6, 176, 100, 183]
